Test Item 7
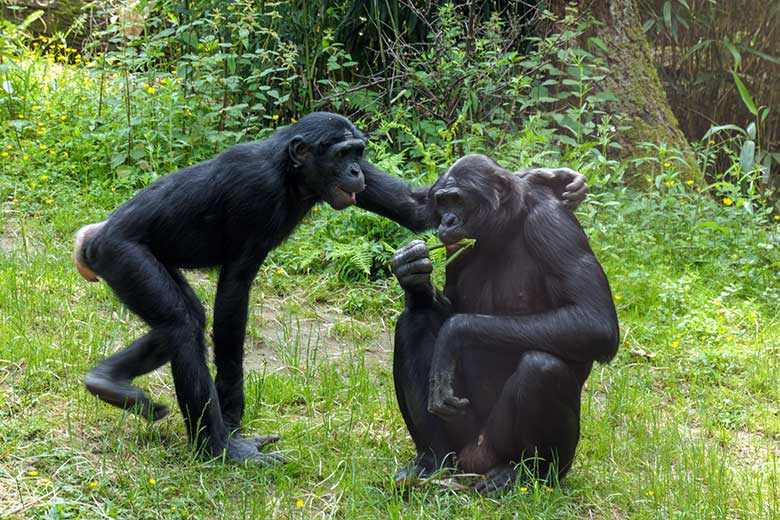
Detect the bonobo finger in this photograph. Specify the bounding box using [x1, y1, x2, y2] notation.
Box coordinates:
[429, 402, 464, 421]
[401, 274, 431, 288]
[392, 242, 429, 272]
[395, 258, 432, 277]
[250, 434, 281, 449]
[444, 395, 470, 409]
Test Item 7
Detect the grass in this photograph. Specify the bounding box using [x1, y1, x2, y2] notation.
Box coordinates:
[1, 32, 779, 519]
[1, 181, 779, 519]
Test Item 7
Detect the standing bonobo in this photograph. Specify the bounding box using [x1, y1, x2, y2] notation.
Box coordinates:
[75, 111, 589, 465]
[391, 154, 619, 493]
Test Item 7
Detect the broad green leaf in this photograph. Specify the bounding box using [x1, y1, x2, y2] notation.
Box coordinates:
[740, 139, 755, 172]
[732, 69, 758, 116]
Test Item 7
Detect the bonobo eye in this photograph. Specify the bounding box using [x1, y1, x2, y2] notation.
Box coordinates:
[434, 189, 463, 209]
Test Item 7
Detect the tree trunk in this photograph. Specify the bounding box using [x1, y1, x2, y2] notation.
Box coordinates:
[549, 0, 702, 183]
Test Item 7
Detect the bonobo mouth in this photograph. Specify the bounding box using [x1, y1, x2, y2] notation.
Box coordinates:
[328, 186, 357, 209]
[445, 242, 462, 253]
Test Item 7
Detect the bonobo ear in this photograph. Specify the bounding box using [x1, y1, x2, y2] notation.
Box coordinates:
[288, 136, 308, 168]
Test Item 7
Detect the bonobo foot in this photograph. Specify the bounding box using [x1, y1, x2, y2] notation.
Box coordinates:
[394, 453, 451, 486]
[226, 434, 286, 465]
[472, 465, 516, 495]
[85, 370, 169, 421]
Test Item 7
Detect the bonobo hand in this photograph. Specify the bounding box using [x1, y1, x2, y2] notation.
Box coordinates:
[391, 240, 433, 293]
[521, 167, 588, 210]
[428, 369, 469, 421]
[226, 434, 286, 465]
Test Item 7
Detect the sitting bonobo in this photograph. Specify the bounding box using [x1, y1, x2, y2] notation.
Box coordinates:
[390, 154, 619, 493]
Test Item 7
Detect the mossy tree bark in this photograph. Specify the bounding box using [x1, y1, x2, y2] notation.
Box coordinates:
[549, 0, 702, 183]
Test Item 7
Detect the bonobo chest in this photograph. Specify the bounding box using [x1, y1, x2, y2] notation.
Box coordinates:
[445, 246, 550, 315]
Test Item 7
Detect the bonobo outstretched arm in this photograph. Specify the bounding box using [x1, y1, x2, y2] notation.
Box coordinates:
[357, 160, 588, 232]
[427, 200, 619, 419]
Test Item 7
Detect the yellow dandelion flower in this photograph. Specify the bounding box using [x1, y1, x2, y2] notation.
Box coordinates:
[671, 341, 679, 348]
[146, 86, 156, 94]
[32, 105, 41, 110]
[111, 187, 116, 192]
[57, 43, 64, 49]
[27, 470, 38, 477]
[23, 155, 29, 160]
[272, 114, 280, 120]
[148, 478, 156, 485]
[276, 268, 284, 275]
[60, 115, 67, 121]
[6, 144, 12, 150]
[665, 180, 675, 187]
[291, 118, 297, 123]
[686, 180, 694, 185]
[45, 198, 53, 204]
[40, 175, 49, 181]
[17, 114, 24, 119]
[519, 486, 528, 492]
[714, 299, 722, 305]
[312, 206, 320, 212]
[88, 481, 98, 488]
[1, 152, 8, 158]
[646, 177, 652, 184]
[40, 144, 47, 150]
[646, 490, 655, 497]
[37, 130, 44, 136]
[545, 486, 553, 493]
[774, 215, 779, 221]
[49, 150, 56, 155]
[722, 197, 733, 206]
[295, 500, 304, 508]
[80, 96, 87, 101]
[614, 295, 622, 301]
[709, 139, 715, 145]
[663, 162, 671, 168]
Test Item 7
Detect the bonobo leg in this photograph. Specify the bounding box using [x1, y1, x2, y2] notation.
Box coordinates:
[464, 351, 588, 495]
[393, 307, 468, 482]
[84, 267, 203, 422]
[83, 234, 282, 464]
[212, 262, 258, 433]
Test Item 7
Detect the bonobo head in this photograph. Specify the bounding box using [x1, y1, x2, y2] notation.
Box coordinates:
[430, 154, 519, 249]
[287, 112, 367, 210]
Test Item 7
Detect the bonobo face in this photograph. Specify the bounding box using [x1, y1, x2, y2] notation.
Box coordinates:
[431, 154, 511, 249]
[287, 113, 367, 210]
[321, 132, 366, 210]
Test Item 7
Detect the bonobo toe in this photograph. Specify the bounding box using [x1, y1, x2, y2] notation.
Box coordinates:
[472, 465, 516, 496]
[226, 436, 286, 466]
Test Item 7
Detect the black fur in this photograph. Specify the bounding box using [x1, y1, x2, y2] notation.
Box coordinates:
[390, 154, 618, 492]
[75, 112, 589, 465]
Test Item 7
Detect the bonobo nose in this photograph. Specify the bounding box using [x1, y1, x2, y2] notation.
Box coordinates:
[443, 214, 457, 227]
[350, 166, 361, 176]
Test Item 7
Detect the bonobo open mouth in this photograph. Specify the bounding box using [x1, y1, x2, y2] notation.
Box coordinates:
[329, 186, 357, 209]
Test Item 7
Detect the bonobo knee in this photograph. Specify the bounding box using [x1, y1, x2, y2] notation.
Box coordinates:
[515, 351, 569, 385]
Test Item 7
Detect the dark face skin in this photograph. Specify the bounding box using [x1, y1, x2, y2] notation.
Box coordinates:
[432, 173, 471, 249]
[291, 129, 367, 210]
[321, 135, 367, 209]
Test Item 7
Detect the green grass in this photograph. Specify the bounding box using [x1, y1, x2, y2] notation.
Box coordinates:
[1, 182, 779, 519]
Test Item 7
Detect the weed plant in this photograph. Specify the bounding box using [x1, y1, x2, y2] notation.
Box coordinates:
[1, 6, 779, 520]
